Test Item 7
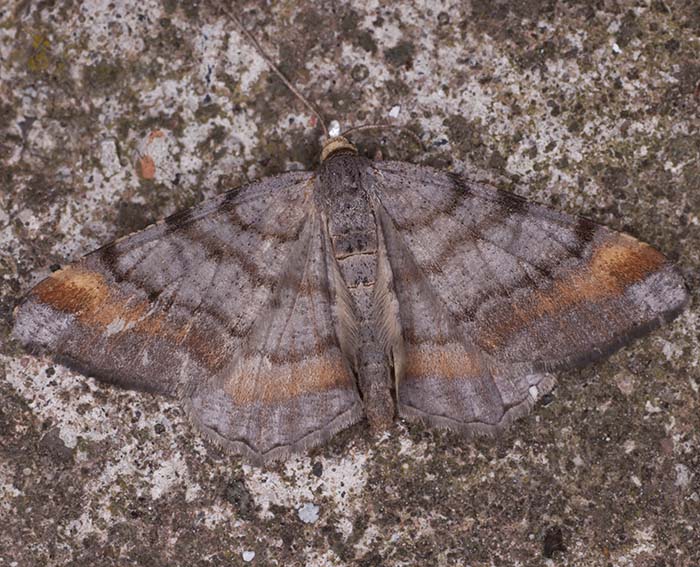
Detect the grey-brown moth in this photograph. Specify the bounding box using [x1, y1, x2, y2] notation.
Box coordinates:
[11, 10, 689, 465]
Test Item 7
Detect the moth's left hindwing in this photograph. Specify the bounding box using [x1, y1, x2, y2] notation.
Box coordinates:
[184, 212, 363, 463]
[13, 170, 362, 463]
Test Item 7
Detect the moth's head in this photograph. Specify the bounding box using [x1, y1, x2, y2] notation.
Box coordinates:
[320, 136, 358, 163]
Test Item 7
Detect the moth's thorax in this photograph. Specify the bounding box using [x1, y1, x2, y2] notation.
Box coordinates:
[318, 155, 378, 285]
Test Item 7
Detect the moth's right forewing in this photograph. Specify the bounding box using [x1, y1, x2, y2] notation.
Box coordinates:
[372, 161, 688, 370]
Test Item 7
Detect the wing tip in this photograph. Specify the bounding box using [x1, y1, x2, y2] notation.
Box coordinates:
[541, 265, 689, 373]
[11, 295, 67, 352]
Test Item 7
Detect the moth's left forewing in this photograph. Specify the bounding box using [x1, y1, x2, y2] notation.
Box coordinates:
[12, 260, 207, 396]
[12, 171, 315, 398]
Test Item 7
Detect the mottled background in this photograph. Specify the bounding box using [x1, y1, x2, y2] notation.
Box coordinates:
[1, 1, 699, 565]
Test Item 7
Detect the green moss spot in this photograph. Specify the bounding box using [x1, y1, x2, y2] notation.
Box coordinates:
[27, 33, 51, 73]
[194, 102, 222, 122]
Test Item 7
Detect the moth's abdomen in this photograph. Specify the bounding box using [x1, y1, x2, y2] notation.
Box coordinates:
[333, 227, 394, 430]
[334, 238, 377, 285]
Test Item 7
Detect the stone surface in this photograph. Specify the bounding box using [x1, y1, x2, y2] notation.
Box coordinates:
[1, 1, 698, 565]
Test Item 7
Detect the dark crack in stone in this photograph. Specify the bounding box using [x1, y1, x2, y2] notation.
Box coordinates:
[38, 427, 74, 464]
[224, 478, 256, 520]
[543, 525, 566, 558]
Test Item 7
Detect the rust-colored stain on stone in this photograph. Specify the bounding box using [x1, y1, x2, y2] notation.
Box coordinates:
[139, 154, 156, 179]
[147, 129, 165, 141]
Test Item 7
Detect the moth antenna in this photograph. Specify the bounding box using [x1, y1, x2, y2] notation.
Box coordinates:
[220, 6, 330, 140]
[340, 124, 425, 152]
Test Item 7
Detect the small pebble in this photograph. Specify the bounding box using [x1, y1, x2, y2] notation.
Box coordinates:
[298, 503, 320, 524]
[675, 464, 691, 489]
[328, 120, 341, 137]
[242, 550, 255, 562]
[615, 372, 634, 396]
[351, 63, 369, 82]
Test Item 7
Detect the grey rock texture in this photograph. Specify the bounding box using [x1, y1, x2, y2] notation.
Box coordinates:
[1, 1, 698, 565]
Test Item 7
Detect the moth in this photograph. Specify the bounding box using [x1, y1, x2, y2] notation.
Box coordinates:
[11, 13, 689, 465]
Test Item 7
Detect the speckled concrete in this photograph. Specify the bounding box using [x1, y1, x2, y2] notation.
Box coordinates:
[1, 1, 699, 565]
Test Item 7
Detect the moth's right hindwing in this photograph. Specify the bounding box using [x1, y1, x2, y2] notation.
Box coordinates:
[371, 160, 687, 431]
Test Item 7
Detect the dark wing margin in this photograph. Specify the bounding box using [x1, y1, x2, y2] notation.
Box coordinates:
[372, 160, 688, 371]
